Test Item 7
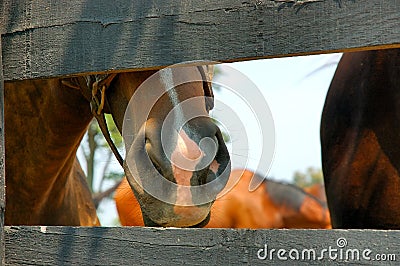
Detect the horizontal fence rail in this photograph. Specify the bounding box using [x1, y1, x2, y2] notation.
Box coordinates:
[2, 0, 400, 80]
[5, 226, 400, 265]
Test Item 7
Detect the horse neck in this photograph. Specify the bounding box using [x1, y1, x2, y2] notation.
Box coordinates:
[43, 78, 93, 171]
[5, 78, 93, 214]
[45, 78, 94, 192]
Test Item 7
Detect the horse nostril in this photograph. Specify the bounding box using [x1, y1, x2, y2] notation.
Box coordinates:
[205, 169, 217, 184]
[194, 135, 218, 171]
[194, 166, 218, 187]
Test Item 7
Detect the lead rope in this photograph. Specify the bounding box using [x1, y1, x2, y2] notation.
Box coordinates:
[89, 74, 125, 168]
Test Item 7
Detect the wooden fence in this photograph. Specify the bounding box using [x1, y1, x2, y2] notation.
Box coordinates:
[1, 0, 400, 265]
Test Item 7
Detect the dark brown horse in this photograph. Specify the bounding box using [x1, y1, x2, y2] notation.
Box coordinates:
[115, 169, 331, 228]
[321, 48, 400, 229]
[5, 65, 230, 227]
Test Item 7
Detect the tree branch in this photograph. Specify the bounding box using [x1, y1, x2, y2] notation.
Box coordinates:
[97, 151, 113, 193]
[92, 179, 123, 208]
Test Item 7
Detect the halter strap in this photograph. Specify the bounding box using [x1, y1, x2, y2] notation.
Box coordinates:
[87, 74, 124, 167]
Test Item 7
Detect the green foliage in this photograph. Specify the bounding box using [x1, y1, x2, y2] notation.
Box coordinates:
[104, 171, 124, 181]
[97, 114, 123, 149]
[292, 167, 323, 188]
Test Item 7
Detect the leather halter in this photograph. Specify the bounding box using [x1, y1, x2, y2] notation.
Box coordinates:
[85, 74, 124, 167]
[61, 74, 124, 167]
[63, 66, 214, 169]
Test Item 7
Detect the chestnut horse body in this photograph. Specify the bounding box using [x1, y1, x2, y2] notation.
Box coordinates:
[115, 169, 330, 229]
[5, 66, 230, 226]
[206, 170, 330, 229]
[321, 49, 400, 229]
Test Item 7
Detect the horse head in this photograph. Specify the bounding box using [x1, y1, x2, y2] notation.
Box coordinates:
[106, 65, 231, 227]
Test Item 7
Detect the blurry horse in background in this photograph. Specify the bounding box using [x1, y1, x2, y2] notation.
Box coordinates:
[5, 65, 230, 227]
[321, 49, 400, 229]
[304, 183, 328, 204]
[206, 169, 331, 228]
[115, 169, 331, 228]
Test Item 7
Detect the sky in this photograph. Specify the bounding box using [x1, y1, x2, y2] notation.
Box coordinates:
[80, 53, 343, 226]
[214, 53, 342, 181]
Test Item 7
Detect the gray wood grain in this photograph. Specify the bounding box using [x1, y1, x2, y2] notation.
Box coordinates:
[2, 0, 400, 81]
[0, 37, 5, 266]
[5, 226, 400, 265]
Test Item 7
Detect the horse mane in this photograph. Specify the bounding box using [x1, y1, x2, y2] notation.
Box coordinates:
[256, 173, 327, 211]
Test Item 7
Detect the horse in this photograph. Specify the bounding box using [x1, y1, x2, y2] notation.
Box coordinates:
[304, 183, 328, 203]
[206, 170, 330, 228]
[115, 169, 331, 229]
[4, 65, 231, 227]
[321, 48, 400, 229]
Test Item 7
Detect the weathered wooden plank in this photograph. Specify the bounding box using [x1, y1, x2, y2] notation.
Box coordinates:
[0, 37, 5, 266]
[2, 0, 400, 80]
[5, 226, 399, 265]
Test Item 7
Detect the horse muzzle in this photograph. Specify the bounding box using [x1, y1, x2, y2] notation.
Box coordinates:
[124, 119, 231, 227]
